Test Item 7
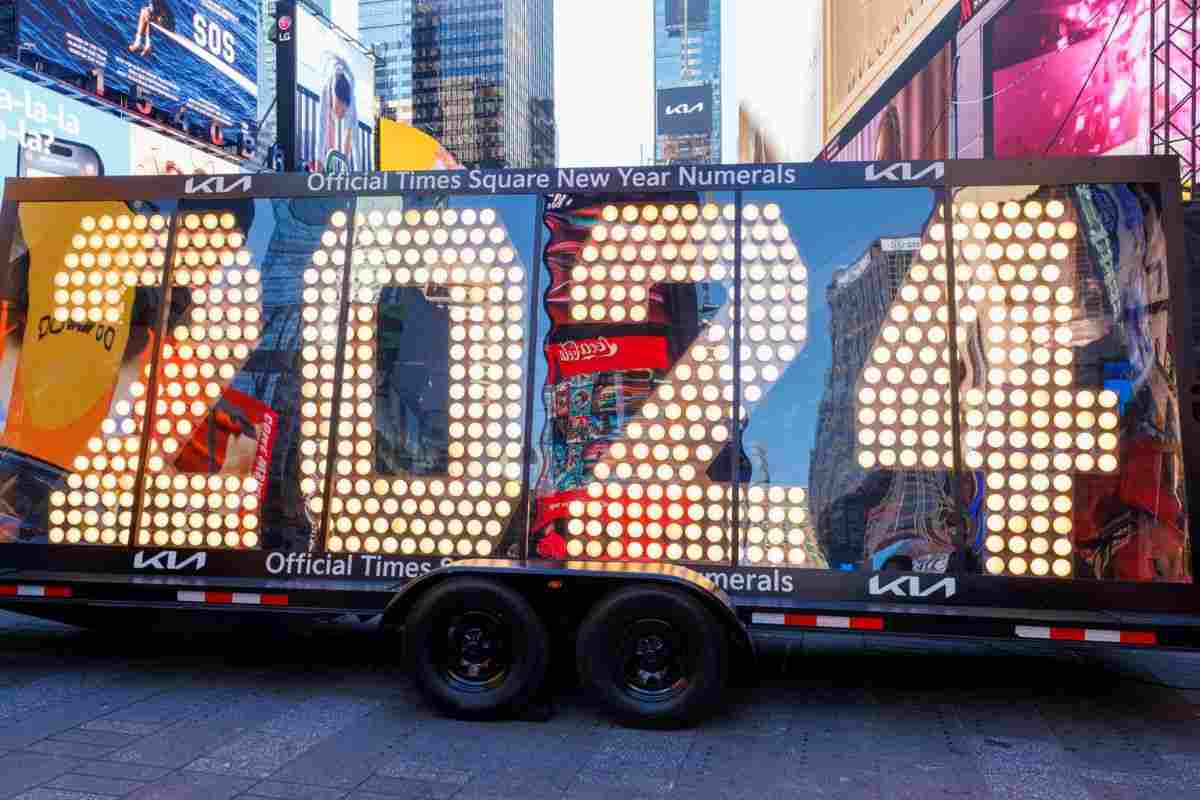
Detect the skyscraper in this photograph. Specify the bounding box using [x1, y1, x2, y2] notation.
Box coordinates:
[653, 0, 731, 164]
[360, 0, 414, 123]
[407, 0, 555, 168]
[809, 235, 950, 569]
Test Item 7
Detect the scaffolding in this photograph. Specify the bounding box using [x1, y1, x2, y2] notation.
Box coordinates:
[1151, 0, 1199, 199]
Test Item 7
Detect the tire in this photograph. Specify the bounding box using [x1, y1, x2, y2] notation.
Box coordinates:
[404, 577, 549, 720]
[576, 584, 728, 728]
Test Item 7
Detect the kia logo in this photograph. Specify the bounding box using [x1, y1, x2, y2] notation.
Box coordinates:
[864, 161, 945, 182]
[665, 102, 704, 115]
[868, 574, 957, 599]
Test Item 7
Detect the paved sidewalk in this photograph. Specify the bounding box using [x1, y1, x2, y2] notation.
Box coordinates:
[0, 610, 1196, 799]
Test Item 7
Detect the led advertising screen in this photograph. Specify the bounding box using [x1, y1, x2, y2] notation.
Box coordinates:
[987, 0, 1192, 159]
[293, 6, 375, 173]
[17, 0, 258, 132]
[656, 85, 714, 137]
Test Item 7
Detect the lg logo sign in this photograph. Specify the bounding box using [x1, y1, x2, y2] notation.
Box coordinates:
[665, 102, 705, 116]
[868, 574, 957, 599]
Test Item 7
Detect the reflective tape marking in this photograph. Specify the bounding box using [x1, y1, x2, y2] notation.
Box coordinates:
[177, 592, 289, 606]
[752, 612, 884, 631]
[1015, 625, 1156, 646]
[0, 585, 72, 598]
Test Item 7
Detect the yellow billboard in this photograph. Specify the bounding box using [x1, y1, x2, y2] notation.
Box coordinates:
[378, 118, 463, 171]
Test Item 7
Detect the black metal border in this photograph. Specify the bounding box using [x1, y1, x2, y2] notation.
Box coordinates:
[0, 156, 1194, 619]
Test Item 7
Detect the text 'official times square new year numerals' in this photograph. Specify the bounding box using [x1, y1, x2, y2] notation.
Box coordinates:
[561, 201, 816, 567]
[51, 211, 264, 549]
[298, 207, 527, 558]
[855, 194, 1120, 578]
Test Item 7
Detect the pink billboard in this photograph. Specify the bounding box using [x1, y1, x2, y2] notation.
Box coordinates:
[990, 0, 1194, 161]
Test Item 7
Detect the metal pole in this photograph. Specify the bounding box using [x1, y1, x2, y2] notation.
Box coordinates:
[729, 189, 743, 567]
[315, 196, 360, 550]
[127, 209, 181, 547]
[939, 186, 970, 562]
[519, 195, 547, 562]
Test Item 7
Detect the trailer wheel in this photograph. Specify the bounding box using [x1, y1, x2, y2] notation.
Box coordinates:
[576, 584, 728, 728]
[404, 577, 549, 720]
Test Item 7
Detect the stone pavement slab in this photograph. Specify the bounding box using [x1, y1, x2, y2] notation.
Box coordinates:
[0, 612, 1194, 800]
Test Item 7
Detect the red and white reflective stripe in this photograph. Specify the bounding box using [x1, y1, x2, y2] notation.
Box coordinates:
[752, 612, 884, 631]
[1015, 625, 1156, 646]
[0, 585, 72, 598]
[177, 591, 288, 606]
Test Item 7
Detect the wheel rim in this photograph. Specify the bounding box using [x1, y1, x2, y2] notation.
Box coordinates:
[620, 618, 689, 701]
[440, 610, 511, 692]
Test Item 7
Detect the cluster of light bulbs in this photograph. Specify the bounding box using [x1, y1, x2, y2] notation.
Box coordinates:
[856, 194, 1120, 577]
[562, 202, 814, 566]
[50, 211, 264, 548]
[299, 207, 526, 557]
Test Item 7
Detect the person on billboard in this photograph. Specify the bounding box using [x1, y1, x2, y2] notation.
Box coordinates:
[127, 0, 174, 57]
[874, 105, 902, 162]
[317, 58, 359, 172]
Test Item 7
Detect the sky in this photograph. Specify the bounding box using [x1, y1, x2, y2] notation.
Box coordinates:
[553, 1, 655, 168]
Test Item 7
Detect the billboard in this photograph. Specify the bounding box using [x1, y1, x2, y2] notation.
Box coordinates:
[0, 68, 236, 182]
[17, 0, 258, 133]
[378, 118, 462, 171]
[822, 0, 958, 144]
[987, 0, 1169, 158]
[293, 5, 375, 173]
[824, 38, 953, 162]
[656, 85, 714, 136]
[131, 125, 240, 176]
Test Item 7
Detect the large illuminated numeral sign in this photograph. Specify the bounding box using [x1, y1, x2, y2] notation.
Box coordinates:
[298, 207, 526, 558]
[856, 195, 1120, 578]
[49, 211, 263, 548]
[561, 201, 817, 566]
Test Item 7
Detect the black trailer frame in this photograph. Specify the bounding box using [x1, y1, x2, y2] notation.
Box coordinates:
[0, 156, 1196, 656]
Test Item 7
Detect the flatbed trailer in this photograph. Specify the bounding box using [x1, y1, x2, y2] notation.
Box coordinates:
[0, 156, 1196, 726]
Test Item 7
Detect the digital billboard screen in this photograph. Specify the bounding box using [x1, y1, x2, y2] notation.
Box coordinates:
[17, 0, 258, 133]
[656, 85, 713, 137]
[986, 0, 1194, 159]
[293, 6, 375, 173]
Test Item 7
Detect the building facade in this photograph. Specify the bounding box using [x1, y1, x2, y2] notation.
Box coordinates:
[653, 0, 730, 164]
[808, 235, 945, 568]
[361, 0, 415, 123]
[410, 0, 555, 168]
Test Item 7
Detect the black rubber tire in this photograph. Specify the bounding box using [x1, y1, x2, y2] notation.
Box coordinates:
[576, 584, 728, 728]
[404, 577, 549, 720]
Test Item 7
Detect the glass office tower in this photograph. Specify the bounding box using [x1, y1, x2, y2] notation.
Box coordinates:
[654, 0, 724, 164]
[361, 0, 415, 123]
[410, 0, 555, 168]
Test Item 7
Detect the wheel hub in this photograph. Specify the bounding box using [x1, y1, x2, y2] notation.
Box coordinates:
[443, 611, 509, 690]
[623, 619, 688, 700]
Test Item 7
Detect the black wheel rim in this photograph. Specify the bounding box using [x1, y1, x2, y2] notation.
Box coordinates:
[620, 617, 690, 701]
[440, 610, 511, 692]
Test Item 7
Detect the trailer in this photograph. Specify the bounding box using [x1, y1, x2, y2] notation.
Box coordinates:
[0, 156, 1196, 727]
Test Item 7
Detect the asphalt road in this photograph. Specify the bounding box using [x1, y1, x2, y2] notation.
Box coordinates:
[0, 610, 1197, 800]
